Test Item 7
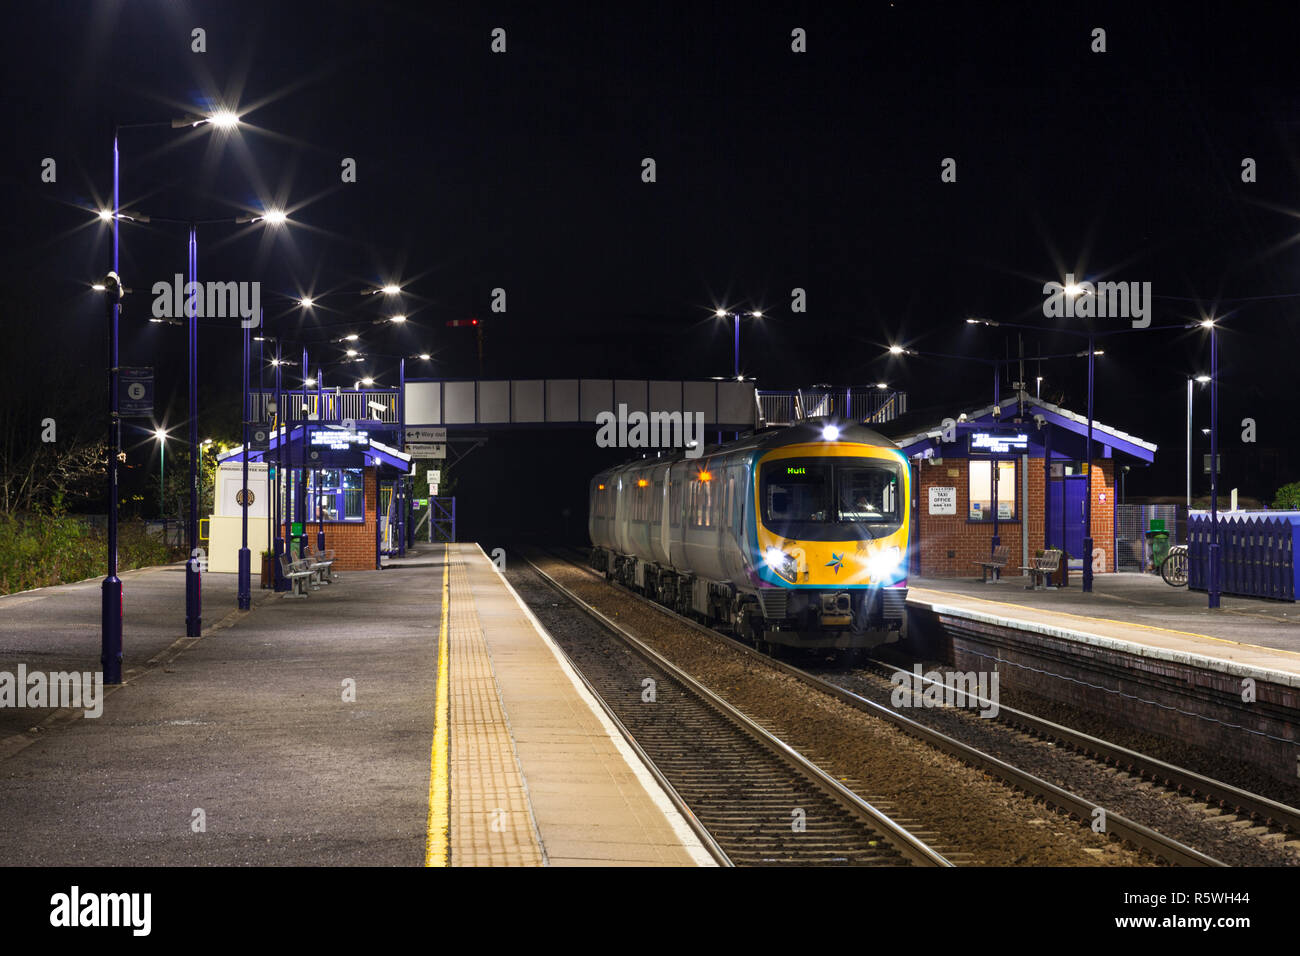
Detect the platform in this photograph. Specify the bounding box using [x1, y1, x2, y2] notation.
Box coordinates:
[908, 572, 1300, 685]
[436, 542, 712, 866]
[0, 545, 710, 866]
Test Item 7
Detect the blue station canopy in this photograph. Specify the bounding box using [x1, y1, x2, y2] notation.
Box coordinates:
[888, 396, 1156, 464]
[217, 424, 413, 473]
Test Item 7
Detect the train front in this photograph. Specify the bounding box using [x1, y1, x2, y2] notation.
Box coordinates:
[750, 424, 910, 647]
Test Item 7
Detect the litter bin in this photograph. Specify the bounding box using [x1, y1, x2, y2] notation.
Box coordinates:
[1053, 551, 1070, 588]
[1145, 519, 1170, 571]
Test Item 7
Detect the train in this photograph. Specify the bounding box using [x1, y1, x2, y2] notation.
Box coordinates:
[588, 419, 911, 651]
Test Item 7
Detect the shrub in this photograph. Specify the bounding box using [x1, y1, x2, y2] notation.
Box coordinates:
[0, 513, 177, 596]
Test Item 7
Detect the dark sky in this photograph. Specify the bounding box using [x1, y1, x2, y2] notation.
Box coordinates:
[6, 0, 1300, 513]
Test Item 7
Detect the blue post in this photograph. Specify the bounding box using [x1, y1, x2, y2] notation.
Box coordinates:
[186, 225, 202, 634]
[237, 314, 252, 610]
[1083, 330, 1095, 593]
[1209, 322, 1220, 608]
[991, 364, 1000, 554]
[398, 358, 407, 556]
[273, 340, 288, 590]
[101, 129, 123, 685]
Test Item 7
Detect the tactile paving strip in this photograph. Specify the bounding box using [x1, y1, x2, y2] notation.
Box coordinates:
[447, 550, 546, 866]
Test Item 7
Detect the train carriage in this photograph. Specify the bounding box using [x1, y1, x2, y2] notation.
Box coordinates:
[589, 420, 911, 651]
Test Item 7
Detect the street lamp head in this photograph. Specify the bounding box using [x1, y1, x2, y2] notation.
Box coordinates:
[298, 296, 314, 308]
[888, 345, 905, 355]
[876, 382, 889, 389]
[97, 209, 114, 222]
[965, 317, 998, 327]
[715, 309, 728, 317]
[92, 282, 107, 292]
[304, 377, 317, 386]
[361, 377, 375, 386]
[345, 348, 358, 357]
[389, 314, 407, 323]
[418, 353, 431, 361]
[380, 285, 401, 295]
[206, 110, 240, 129]
[1200, 318, 1215, 329]
[154, 427, 167, 441]
[1195, 374, 1211, 384]
[749, 310, 763, 317]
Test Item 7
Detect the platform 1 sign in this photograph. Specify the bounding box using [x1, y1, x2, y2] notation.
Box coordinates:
[405, 427, 447, 443]
[407, 443, 446, 459]
[928, 487, 957, 515]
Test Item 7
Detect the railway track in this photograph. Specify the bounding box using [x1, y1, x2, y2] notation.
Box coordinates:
[511, 555, 951, 867]
[537, 546, 1285, 866]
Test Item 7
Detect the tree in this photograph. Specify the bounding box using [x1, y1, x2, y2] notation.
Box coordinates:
[1272, 481, 1300, 510]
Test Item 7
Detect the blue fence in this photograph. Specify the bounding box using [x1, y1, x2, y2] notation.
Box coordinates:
[1188, 512, 1299, 601]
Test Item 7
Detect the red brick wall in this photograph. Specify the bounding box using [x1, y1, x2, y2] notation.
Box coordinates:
[911, 456, 1114, 578]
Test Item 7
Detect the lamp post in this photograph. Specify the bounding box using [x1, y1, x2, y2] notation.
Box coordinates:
[107, 110, 243, 650]
[715, 308, 763, 380]
[1186, 374, 1210, 508]
[155, 427, 167, 515]
[1207, 319, 1220, 609]
[238, 312, 252, 611]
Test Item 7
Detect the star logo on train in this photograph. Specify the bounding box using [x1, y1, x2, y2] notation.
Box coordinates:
[825, 553, 845, 574]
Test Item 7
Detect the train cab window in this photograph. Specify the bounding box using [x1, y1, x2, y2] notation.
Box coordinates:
[760, 457, 903, 541]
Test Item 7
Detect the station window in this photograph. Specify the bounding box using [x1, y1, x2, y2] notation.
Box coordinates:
[968, 460, 1016, 521]
[308, 468, 365, 522]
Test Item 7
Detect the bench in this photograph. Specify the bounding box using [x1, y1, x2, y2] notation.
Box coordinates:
[302, 545, 337, 585]
[1020, 548, 1063, 590]
[278, 554, 317, 598]
[973, 545, 1010, 583]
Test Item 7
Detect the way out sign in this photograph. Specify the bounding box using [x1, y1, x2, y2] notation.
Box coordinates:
[119, 367, 154, 417]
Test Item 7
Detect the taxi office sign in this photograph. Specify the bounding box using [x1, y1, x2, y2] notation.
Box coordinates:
[969, 431, 1029, 455]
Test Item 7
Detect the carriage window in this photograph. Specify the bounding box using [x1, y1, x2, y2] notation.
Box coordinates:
[669, 478, 681, 527]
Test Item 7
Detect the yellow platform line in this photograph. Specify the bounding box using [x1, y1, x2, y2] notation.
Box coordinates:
[424, 543, 451, 866]
[909, 585, 1300, 660]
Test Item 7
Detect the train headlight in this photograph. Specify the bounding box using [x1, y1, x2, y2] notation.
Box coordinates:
[764, 547, 798, 581]
[822, 424, 840, 441]
[867, 546, 902, 581]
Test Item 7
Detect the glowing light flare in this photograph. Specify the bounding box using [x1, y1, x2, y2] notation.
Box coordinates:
[636, 479, 648, 487]
[822, 424, 840, 441]
[697, 469, 713, 482]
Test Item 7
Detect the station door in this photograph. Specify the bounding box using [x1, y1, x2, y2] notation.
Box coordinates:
[1047, 476, 1087, 566]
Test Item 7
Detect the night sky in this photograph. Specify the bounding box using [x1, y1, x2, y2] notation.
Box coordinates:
[6, 1, 1300, 536]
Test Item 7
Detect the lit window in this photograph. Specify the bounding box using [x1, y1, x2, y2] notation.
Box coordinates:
[968, 460, 1016, 521]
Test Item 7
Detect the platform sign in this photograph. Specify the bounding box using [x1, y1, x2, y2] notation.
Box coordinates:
[249, 422, 271, 451]
[118, 367, 154, 418]
[928, 487, 957, 515]
[406, 427, 447, 443]
[969, 431, 1029, 454]
[426, 469, 441, 487]
[407, 443, 446, 459]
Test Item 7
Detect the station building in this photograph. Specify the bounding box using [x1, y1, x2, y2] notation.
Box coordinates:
[210, 424, 412, 573]
[883, 395, 1156, 578]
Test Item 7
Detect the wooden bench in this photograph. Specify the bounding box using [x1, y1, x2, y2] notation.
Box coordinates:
[973, 545, 1010, 583]
[1020, 548, 1063, 590]
[302, 545, 337, 585]
[278, 554, 316, 598]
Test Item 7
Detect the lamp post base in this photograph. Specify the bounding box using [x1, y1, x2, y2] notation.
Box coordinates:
[273, 537, 289, 591]
[1208, 542, 1221, 608]
[185, 563, 202, 636]
[237, 548, 251, 610]
[101, 575, 122, 684]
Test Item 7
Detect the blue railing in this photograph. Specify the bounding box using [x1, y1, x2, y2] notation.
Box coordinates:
[1188, 512, 1299, 601]
[757, 388, 907, 427]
